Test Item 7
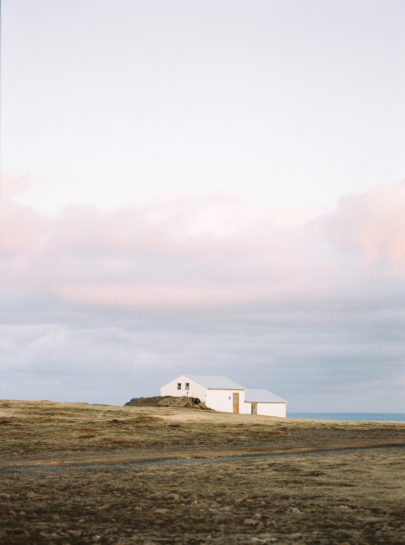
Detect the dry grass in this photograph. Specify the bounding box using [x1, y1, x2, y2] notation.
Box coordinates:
[0, 399, 404, 461]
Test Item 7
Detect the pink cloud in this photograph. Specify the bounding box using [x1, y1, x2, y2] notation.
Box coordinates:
[0, 174, 47, 253]
[326, 181, 405, 273]
[3, 174, 405, 307]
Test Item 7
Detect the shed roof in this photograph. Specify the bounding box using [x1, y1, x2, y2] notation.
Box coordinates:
[186, 375, 244, 389]
[245, 388, 286, 403]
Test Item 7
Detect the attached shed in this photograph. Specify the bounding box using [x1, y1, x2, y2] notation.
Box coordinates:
[160, 375, 287, 417]
[243, 389, 287, 417]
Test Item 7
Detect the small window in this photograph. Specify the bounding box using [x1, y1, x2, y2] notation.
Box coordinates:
[177, 383, 181, 390]
[185, 382, 190, 390]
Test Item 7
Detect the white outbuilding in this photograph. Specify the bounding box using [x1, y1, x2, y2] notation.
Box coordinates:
[160, 375, 287, 417]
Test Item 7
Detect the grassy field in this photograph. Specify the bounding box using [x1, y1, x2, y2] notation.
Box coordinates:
[1, 399, 404, 460]
[1, 399, 404, 544]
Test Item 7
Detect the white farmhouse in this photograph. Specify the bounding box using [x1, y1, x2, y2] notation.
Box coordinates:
[160, 375, 287, 417]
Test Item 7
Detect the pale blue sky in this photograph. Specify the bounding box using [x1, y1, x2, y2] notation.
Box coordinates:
[3, 0, 405, 213]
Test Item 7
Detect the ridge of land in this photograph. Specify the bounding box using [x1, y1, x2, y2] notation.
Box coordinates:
[1, 399, 404, 460]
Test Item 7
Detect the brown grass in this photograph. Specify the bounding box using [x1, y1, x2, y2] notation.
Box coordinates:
[0, 399, 403, 462]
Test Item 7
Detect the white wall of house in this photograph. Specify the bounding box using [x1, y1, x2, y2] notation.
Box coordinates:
[160, 375, 207, 402]
[206, 389, 245, 413]
[257, 403, 286, 417]
[239, 401, 252, 415]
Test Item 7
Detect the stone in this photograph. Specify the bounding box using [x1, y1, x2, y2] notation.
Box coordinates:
[244, 518, 260, 525]
[287, 506, 301, 514]
[68, 529, 82, 537]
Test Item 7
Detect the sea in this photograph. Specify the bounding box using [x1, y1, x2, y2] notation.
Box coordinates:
[288, 412, 405, 423]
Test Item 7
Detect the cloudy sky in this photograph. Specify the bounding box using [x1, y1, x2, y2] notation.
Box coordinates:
[1, 0, 405, 411]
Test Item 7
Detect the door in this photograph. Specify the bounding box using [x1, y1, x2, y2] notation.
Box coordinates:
[251, 402, 257, 415]
[233, 392, 239, 414]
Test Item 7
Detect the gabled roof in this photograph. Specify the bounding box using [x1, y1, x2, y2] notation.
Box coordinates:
[186, 375, 244, 389]
[245, 388, 286, 403]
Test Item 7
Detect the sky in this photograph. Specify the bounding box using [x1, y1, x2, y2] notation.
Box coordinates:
[1, 0, 405, 411]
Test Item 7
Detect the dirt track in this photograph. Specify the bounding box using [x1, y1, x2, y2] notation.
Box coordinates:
[1, 438, 405, 470]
